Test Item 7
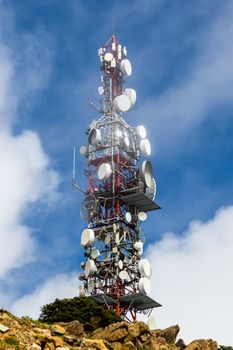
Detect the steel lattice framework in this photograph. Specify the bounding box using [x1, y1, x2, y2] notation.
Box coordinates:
[75, 35, 161, 322]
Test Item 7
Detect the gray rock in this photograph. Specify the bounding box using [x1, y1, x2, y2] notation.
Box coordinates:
[0, 322, 9, 333]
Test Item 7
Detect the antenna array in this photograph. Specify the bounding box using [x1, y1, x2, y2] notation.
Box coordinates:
[75, 35, 161, 321]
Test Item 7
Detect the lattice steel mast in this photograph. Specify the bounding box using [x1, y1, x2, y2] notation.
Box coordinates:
[75, 35, 161, 322]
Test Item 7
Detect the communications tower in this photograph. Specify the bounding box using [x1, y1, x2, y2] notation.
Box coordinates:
[74, 35, 161, 322]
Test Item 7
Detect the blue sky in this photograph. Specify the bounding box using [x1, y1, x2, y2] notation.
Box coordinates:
[0, 0, 233, 344]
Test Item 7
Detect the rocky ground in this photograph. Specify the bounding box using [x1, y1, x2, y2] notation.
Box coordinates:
[0, 309, 218, 350]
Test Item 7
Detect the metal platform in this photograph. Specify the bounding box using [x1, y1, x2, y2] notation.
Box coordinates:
[119, 293, 162, 311]
[88, 294, 117, 306]
[120, 192, 161, 212]
[88, 292, 161, 311]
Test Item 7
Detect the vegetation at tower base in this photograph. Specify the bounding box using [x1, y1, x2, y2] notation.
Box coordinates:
[0, 308, 226, 350]
[39, 296, 121, 330]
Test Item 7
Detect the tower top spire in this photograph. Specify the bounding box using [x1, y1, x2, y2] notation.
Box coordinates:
[97, 35, 129, 114]
[112, 15, 115, 35]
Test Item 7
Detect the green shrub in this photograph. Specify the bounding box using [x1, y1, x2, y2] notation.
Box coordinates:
[3, 336, 20, 350]
[39, 296, 121, 330]
[21, 316, 49, 328]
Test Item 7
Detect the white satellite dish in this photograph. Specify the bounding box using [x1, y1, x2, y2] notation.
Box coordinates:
[120, 59, 132, 76]
[88, 128, 101, 146]
[80, 146, 87, 155]
[98, 163, 112, 180]
[78, 273, 85, 281]
[95, 280, 102, 289]
[98, 86, 104, 95]
[87, 279, 95, 293]
[152, 178, 157, 198]
[139, 277, 151, 294]
[133, 240, 143, 251]
[118, 260, 123, 270]
[111, 59, 116, 68]
[138, 249, 143, 256]
[114, 94, 131, 112]
[119, 270, 131, 282]
[146, 178, 157, 200]
[90, 248, 100, 260]
[124, 136, 130, 147]
[141, 161, 153, 188]
[142, 309, 149, 315]
[140, 139, 151, 156]
[104, 235, 111, 245]
[79, 286, 86, 297]
[138, 211, 147, 221]
[124, 88, 136, 108]
[136, 125, 147, 139]
[80, 262, 85, 270]
[84, 259, 97, 277]
[116, 130, 123, 138]
[139, 259, 151, 277]
[104, 52, 113, 62]
[125, 212, 132, 223]
[81, 228, 95, 247]
[148, 316, 157, 330]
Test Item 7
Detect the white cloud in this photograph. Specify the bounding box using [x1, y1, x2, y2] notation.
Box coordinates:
[147, 206, 233, 345]
[0, 130, 59, 278]
[11, 274, 78, 319]
[9, 205, 233, 345]
[0, 6, 59, 281]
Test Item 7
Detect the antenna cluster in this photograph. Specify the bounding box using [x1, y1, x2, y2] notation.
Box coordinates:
[74, 35, 161, 321]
